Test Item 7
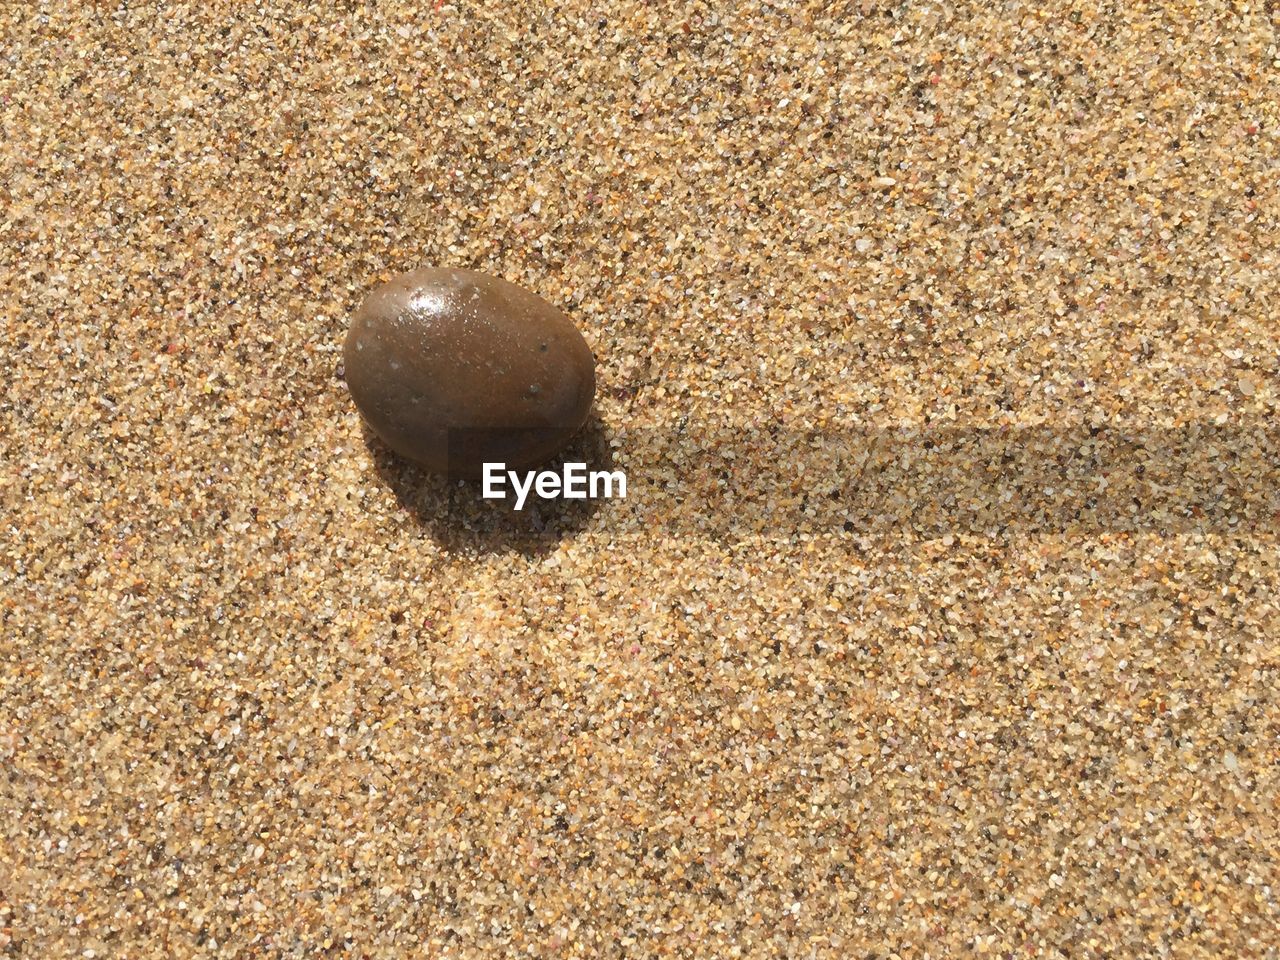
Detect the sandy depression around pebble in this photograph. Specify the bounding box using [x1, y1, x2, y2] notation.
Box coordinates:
[2, 2, 1278, 957]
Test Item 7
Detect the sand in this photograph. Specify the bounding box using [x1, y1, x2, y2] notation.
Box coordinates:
[2, 1, 1278, 956]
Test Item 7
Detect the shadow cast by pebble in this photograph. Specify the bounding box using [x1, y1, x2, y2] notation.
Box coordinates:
[363, 413, 615, 556]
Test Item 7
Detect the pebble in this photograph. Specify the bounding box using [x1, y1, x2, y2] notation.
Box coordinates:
[344, 267, 596, 477]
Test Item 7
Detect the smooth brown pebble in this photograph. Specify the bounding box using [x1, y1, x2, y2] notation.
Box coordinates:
[344, 267, 596, 478]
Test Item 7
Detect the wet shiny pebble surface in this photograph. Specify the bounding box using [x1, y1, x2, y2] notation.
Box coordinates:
[344, 267, 597, 478]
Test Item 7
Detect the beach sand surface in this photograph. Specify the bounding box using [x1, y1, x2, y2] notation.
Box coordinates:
[2, 2, 1278, 956]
